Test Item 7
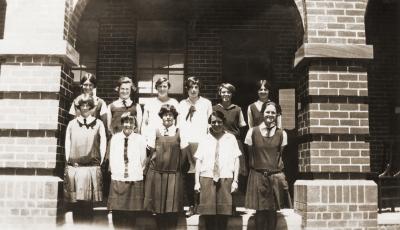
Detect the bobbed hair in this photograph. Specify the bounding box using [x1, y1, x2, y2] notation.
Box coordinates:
[256, 80, 272, 91]
[77, 95, 95, 110]
[155, 77, 171, 89]
[158, 104, 179, 120]
[115, 75, 137, 93]
[120, 112, 137, 127]
[208, 110, 226, 124]
[218, 82, 236, 95]
[263, 101, 282, 116]
[80, 73, 97, 88]
[184, 76, 201, 91]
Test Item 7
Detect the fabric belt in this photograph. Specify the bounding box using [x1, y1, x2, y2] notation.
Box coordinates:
[252, 168, 282, 177]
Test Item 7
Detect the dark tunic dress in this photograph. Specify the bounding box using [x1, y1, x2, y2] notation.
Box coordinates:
[245, 126, 290, 210]
[213, 104, 248, 176]
[144, 128, 185, 214]
[249, 103, 265, 128]
[109, 102, 138, 134]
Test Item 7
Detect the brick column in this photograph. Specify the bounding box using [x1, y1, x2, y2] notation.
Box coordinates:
[0, 0, 82, 227]
[293, 0, 377, 229]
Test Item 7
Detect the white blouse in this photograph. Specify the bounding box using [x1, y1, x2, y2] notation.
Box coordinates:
[194, 132, 241, 178]
[109, 132, 147, 181]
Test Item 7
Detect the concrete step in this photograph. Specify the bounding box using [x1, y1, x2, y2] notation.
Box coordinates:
[60, 207, 302, 230]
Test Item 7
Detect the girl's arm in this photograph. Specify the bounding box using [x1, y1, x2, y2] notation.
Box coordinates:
[194, 158, 201, 193]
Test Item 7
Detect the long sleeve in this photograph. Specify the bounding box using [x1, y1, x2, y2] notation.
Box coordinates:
[65, 122, 72, 162]
[98, 121, 107, 164]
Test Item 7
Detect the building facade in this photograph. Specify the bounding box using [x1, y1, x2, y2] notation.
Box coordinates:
[0, 0, 398, 229]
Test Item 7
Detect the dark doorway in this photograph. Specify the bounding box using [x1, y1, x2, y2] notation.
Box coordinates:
[221, 30, 276, 117]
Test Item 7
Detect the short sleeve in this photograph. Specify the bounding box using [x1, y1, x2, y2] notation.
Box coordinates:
[193, 138, 205, 161]
[69, 104, 76, 116]
[238, 109, 247, 127]
[179, 130, 189, 149]
[231, 135, 242, 158]
[244, 128, 254, 146]
[282, 130, 288, 147]
[99, 99, 108, 116]
[146, 127, 157, 149]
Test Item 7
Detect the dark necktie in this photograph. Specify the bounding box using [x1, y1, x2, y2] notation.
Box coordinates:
[124, 137, 129, 178]
[186, 105, 196, 121]
[260, 102, 267, 114]
[163, 127, 169, 136]
[122, 100, 127, 109]
[84, 118, 87, 125]
[213, 140, 220, 182]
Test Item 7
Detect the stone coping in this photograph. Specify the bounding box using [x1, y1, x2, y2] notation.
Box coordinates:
[295, 179, 377, 186]
[0, 175, 62, 182]
[294, 43, 374, 68]
[0, 39, 79, 66]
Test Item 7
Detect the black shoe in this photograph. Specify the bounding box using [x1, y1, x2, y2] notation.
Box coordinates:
[186, 206, 195, 217]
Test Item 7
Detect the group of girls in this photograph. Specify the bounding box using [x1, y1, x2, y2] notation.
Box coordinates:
[64, 73, 291, 230]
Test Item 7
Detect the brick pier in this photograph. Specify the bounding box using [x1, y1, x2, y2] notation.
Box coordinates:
[293, 0, 377, 229]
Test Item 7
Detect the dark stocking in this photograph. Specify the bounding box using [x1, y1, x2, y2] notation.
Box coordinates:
[72, 201, 93, 224]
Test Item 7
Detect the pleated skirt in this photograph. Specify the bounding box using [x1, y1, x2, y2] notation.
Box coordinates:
[197, 177, 233, 215]
[143, 168, 184, 214]
[64, 166, 103, 203]
[107, 180, 144, 211]
[245, 169, 291, 211]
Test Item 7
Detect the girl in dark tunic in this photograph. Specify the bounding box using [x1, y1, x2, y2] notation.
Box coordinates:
[247, 80, 282, 129]
[244, 101, 290, 230]
[64, 96, 106, 223]
[213, 83, 248, 184]
[107, 76, 142, 135]
[144, 104, 188, 230]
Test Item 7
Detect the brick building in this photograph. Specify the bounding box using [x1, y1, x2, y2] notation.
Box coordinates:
[0, 0, 399, 229]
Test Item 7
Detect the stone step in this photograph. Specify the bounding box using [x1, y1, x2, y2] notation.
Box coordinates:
[60, 207, 302, 230]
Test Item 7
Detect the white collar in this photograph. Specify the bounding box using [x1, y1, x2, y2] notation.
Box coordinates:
[186, 96, 201, 105]
[259, 122, 277, 137]
[117, 97, 132, 104]
[77, 115, 95, 124]
[217, 103, 236, 110]
[160, 125, 177, 136]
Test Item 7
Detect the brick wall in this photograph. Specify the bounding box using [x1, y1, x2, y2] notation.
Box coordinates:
[295, 180, 377, 229]
[64, 0, 91, 48]
[296, 0, 367, 44]
[96, 0, 136, 103]
[92, 0, 302, 103]
[0, 176, 62, 227]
